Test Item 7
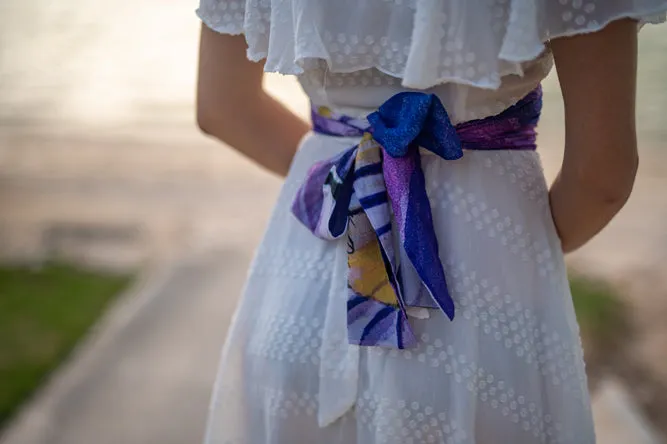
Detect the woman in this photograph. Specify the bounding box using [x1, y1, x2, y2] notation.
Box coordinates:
[196, 1, 666, 443]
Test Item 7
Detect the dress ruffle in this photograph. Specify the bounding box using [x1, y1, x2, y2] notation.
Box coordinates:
[197, 0, 667, 89]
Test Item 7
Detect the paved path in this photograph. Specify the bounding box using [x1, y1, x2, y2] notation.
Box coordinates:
[0, 248, 251, 444]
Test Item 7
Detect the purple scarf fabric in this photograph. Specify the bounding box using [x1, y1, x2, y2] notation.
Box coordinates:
[292, 87, 543, 349]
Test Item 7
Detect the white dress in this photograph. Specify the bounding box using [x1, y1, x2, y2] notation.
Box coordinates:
[198, 2, 667, 443]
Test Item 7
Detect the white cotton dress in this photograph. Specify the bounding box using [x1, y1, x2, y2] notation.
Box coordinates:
[198, 1, 667, 443]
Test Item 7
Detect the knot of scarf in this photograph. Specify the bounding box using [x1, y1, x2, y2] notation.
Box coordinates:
[292, 88, 542, 349]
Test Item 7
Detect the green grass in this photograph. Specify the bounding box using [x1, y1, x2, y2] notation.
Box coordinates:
[570, 275, 628, 344]
[0, 263, 131, 426]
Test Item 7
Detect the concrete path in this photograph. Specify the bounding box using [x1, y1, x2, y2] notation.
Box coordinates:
[0, 248, 250, 444]
[592, 380, 662, 444]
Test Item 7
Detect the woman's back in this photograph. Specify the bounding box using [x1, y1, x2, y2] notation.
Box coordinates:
[196, 1, 666, 443]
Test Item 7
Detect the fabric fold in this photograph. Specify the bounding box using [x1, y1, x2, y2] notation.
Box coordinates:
[293, 93, 467, 349]
[304, 87, 543, 427]
[197, 0, 667, 89]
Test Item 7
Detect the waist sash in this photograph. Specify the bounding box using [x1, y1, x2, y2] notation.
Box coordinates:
[291, 87, 543, 350]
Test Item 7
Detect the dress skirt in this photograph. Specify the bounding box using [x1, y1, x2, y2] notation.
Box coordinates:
[203, 129, 596, 444]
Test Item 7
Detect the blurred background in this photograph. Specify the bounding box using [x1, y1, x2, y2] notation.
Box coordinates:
[0, 1, 665, 443]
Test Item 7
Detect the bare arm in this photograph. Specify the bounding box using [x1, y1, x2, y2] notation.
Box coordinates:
[196, 25, 309, 176]
[549, 19, 639, 253]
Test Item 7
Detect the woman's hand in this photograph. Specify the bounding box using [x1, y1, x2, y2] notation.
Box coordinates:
[196, 25, 309, 177]
[549, 19, 639, 253]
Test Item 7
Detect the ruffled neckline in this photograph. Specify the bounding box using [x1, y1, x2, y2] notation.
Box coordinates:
[197, 0, 667, 90]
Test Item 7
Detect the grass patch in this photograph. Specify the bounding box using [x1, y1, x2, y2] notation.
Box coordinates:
[570, 275, 627, 342]
[0, 262, 131, 426]
[569, 274, 631, 389]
